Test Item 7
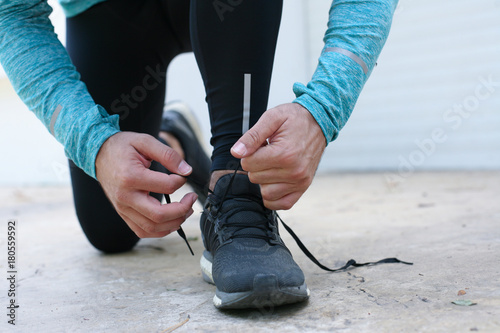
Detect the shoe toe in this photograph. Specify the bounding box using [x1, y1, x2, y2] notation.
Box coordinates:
[212, 242, 305, 293]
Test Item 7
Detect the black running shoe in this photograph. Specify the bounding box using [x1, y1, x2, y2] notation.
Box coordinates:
[160, 102, 210, 204]
[200, 173, 310, 309]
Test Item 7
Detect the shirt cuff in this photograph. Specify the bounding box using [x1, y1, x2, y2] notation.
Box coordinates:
[293, 91, 335, 145]
[57, 105, 120, 179]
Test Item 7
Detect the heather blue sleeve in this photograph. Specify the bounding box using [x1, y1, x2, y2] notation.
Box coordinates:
[293, 0, 398, 143]
[0, 0, 120, 178]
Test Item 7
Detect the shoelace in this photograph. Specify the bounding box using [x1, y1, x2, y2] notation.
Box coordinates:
[205, 168, 279, 243]
[163, 194, 194, 256]
[173, 166, 413, 271]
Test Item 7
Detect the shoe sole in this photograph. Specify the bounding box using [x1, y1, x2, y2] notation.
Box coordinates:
[164, 101, 209, 154]
[200, 251, 310, 310]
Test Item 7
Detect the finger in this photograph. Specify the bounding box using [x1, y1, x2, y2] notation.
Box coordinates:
[120, 206, 188, 238]
[231, 109, 285, 158]
[263, 191, 303, 211]
[133, 191, 197, 224]
[260, 182, 300, 202]
[240, 135, 304, 173]
[120, 193, 196, 235]
[126, 168, 187, 194]
[240, 145, 278, 172]
[118, 208, 172, 238]
[244, 149, 307, 180]
[248, 168, 296, 185]
[133, 134, 192, 176]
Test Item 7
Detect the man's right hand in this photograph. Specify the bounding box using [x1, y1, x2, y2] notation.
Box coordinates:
[95, 132, 198, 238]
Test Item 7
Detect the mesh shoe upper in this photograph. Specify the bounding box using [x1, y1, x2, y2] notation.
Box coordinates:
[201, 173, 305, 293]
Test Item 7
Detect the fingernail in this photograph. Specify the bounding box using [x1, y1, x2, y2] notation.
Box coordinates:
[191, 194, 198, 205]
[232, 142, 247, 156]
[178, 161, 192, 175]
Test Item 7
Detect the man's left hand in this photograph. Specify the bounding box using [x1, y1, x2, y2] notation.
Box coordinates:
[231, 103, 326, 210]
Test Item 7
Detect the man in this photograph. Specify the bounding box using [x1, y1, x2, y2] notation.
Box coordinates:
[0, 0, 398, 309]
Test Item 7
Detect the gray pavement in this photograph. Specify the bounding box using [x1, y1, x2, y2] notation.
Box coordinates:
[1, 171, 499, 332]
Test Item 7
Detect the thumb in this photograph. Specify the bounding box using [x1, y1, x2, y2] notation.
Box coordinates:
[134, 134, 192, 176]
[231, 110, 284, 158]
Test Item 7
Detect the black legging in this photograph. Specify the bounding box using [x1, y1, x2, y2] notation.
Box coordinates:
[66, 0, 283, 253]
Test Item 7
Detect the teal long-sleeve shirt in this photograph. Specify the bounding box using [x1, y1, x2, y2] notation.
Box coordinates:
[0, 0, 398, 178]
[293, 0, 398, 143]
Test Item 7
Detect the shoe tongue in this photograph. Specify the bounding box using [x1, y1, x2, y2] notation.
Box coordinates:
[214, 173, 261, 200]
[214, 173, 270, 239]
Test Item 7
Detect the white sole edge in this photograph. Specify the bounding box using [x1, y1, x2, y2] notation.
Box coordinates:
[200, 253, 214, 284]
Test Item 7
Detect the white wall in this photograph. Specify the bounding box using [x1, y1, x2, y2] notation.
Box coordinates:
[316, 0, 500, 177]
[166, 0, 312, 149]
[0, 0, 70, 185]
[1, 0, 499, 185]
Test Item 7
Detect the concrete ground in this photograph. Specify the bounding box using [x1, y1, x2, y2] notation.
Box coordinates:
[0, 171, 499, 332]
